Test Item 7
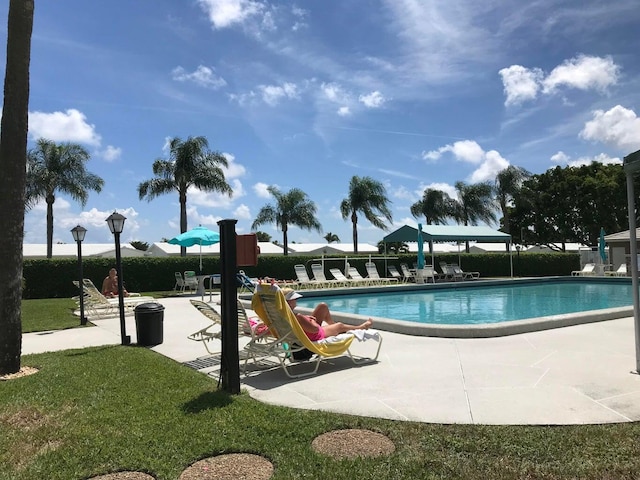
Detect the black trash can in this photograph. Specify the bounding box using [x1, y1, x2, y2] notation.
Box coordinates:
[134, 302, 164, 346]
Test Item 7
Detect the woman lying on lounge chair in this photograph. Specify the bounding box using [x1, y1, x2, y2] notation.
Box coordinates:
[282, 288, 372, 341]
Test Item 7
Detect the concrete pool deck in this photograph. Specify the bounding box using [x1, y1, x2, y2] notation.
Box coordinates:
[22, 293, 640, 425]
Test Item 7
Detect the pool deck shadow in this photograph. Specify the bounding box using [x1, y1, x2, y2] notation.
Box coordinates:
[22, 292, 640, 426]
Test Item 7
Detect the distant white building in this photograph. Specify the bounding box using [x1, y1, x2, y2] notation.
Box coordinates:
[287, 242, 378, 255]
[145, 241, 286, 257]
[23, 243, 145, 259]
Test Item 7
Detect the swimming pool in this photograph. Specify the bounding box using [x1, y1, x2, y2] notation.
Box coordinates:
[293, 277, 635, 338]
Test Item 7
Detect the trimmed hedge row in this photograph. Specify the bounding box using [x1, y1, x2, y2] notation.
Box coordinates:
[24, 251, 580, 299]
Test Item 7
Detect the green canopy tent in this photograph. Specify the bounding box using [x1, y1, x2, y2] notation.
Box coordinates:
[383, 225, 513, 276]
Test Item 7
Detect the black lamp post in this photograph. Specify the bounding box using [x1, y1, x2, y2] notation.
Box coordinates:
[106, 211, 130, 345]
[71, 224, 88, 326]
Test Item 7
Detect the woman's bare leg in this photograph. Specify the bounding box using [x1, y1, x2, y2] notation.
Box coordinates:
[322, 319, 373, 337]
[312, 303, 334, 324]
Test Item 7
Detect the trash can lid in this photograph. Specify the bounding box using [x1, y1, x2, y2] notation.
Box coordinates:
[134, 302, 164, 312]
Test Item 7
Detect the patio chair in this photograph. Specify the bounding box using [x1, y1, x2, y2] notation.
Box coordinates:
[188, 299, 271, 356]
[294, 264, 323, 289]
[416, 266, 436, 283]
[174, 272, 186, 291]
[347, 266, 371, 286]
[452, 264, 480, 280]
[365, 262, 396, 285]
[571, 263, 596, 276]
[249, 283, 382, 378]
[237, 270, 258, 294]
[400, 263, 416, 283]
[329, 268, 356, 287]
[311, 263, 340, 288]
[183, 271, 199, 292]
[605, 263, 627, 277]
[439, 263, 463, 281]
[75, 280, 154, 319]
[387, 265, 404, 282]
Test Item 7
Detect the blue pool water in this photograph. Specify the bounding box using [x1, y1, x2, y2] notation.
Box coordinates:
[295, 280, 633, 325]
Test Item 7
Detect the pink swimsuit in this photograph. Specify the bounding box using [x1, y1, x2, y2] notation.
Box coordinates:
[305, 326, 325, 342]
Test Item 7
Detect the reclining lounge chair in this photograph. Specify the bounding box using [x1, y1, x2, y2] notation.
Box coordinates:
[249, 283, 382, 378]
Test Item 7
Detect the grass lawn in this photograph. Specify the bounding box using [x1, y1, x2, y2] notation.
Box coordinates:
[6, 298, 640, 479]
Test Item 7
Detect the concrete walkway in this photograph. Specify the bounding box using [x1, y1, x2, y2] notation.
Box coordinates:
[22, 294, 640, 425]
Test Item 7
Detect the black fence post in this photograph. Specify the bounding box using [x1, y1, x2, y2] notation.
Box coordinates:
[218, 219, 240, 394]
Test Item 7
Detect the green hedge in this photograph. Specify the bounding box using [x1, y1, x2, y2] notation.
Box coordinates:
[23, 252, 580, 299]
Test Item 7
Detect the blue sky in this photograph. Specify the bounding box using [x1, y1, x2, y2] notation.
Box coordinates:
[3, 0, 640, 246]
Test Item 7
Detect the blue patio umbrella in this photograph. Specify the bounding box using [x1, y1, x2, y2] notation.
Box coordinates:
[417, 223, 425, 270]
[169, 225, 220, 272]
[599, 227, 607, 264]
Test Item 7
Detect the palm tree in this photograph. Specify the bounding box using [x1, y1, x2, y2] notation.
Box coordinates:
[137, 136, 232, 256]
[410, 188, 456, 225]
[452, 181, 497, 252]
[26, 139, 104, 259]
[340, 176, 393, 253]
[0, 0, 34, 375]
[494, 165, 530, 234]
[324, 232, 340, 243]
[251, 186, 322, 255]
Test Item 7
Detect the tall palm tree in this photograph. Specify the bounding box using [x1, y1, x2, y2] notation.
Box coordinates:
[452, 181, 497, 252]
[138, 136, 232, 256]
[410, 188, 456, 225]
[494, 165, 530, 234]
[324, 232, 340, 243]
[340, 176, 393, 253]
[26, 139, 104, 259]
[251, 186, 322, 255]
[0, 0, 34, 375]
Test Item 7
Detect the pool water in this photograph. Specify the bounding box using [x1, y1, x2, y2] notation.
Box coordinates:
[295, 280, 633, 325]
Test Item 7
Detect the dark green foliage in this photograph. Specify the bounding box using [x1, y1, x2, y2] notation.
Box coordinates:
[22, 253, 580, 299]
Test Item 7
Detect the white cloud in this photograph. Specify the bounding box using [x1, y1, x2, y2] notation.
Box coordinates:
[542, 55, 619, 94]
[469, 150, 509, 183]
[29, 109, 102, 146]
[550, 151, 570, 163]
[422, 140, 509, 183]
[499, 65, 543, 106]
[580, 105, 640, 152]
[359, 91, 386, 108]
[337, 106, 351, 116]
[423, 140, 485, 163]
[233, 204, 251, 219]
[259, 82, 299, 106]
[253, 182, 272, 198]
[100, 145, 122, 162]
[499, 55, 621, 106]
[221, 152, 246, 179]
[171, 65, 227, 89]
[321, 82, 348, 103]
[197, 0, 266, 29]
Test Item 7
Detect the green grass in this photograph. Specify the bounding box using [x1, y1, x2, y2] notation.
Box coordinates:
[20, 298, 83, 333]
[9, 298, 640, 479]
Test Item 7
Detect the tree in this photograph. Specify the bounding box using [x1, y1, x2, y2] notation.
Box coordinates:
[138, 136, 232, 256]
[410, 188, 457, 225]
[130, 241, 149, 251]
[255, 231, 271, 242]
[251, 186, 322, 255]
[26, 139, 104, 258]
[510, 162, 638, 247]
[324, 232, 340, 243]
[378, 240, 408, 254]
[451, 181, 497, 253]
[340, 176, 393, 253]
[0, 0, 34, 375]
[494, 165, 530, 234]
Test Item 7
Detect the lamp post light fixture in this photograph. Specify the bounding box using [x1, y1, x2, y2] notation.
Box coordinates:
[106, 211, 130, 345]
[70, 224, 88, 326]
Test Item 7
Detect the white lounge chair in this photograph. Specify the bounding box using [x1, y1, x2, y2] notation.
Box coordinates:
[605, 264, 627, 277]
[365, 262, 396, 285]
[572, 263, 595, 276]
[347, 266, 371, 286]
[387, 265, 404, 282]
[329, 268, 357, 287]
[400, 263, 416, 283]
[310, 263, 338, 288]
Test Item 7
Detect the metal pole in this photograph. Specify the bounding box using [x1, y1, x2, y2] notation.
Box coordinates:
[626, 172, 640, 373]
[76, 240, 87, 326]
[114, 232, 130, 345]
[218, 219, 240, 394]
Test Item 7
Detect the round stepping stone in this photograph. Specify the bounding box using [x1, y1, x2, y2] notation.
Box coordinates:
[312, 428, 395, 459]
[179, 453, 274, 480]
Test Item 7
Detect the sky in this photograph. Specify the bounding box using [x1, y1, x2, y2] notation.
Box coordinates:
[2, 0, 640, 247]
